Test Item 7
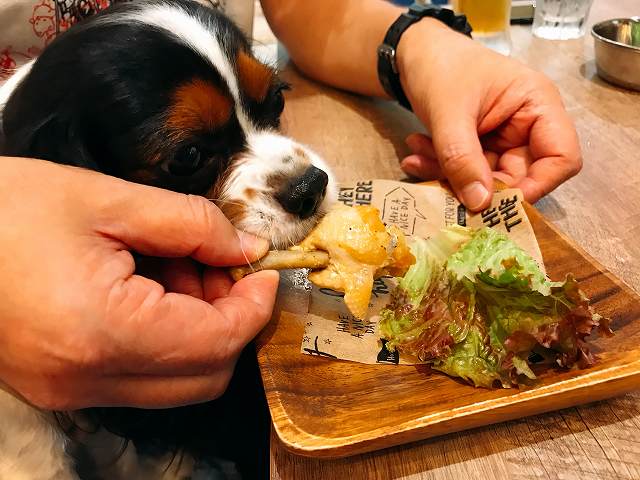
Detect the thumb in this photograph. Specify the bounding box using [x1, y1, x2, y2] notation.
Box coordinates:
[95, 179, 268, 266]
[109, 270, 279, 374]
[430, 112, 493, 211]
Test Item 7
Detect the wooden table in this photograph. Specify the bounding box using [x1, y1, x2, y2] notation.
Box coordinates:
[267, 1, 640, 478]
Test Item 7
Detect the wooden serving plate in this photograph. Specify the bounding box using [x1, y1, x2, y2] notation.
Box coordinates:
[255, 202, 640, 458]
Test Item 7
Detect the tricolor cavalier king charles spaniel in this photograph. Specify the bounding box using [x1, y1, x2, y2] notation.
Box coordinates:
[0, 0, 335, 478]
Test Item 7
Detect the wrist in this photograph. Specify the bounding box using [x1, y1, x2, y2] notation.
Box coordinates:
[379, 5, 471, 110]
[396, 18, 446, 96]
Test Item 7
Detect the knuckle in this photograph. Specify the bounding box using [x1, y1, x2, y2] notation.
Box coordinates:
[531, 70, 552, 87]
[524, 71, 561, 100]
[438, 142, 473, 174]
[196, 317, 246, 374]
[185, 194, 218, 238]
[540, 75, 561, 97]
[553, 144, 582, 180]
[222, 326, 246, 362]
[568, 154, 583, 177]
[208, 371, 234, 400]
[531, 70, 548, 84]
[58, 333, 105, 372]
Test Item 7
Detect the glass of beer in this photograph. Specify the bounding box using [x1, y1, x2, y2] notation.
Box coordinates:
[452, 0, 512, 55]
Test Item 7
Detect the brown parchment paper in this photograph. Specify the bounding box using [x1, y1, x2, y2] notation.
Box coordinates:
[277, 180, 543, 365]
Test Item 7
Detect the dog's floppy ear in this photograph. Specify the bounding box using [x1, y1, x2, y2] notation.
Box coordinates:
[2, 113, 100, 171]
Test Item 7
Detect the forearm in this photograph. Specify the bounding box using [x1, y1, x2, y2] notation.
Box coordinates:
[261, 0, 444, 98]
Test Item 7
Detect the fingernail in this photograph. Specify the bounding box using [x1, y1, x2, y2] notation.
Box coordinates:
[461, 182, 489, 211]
[237, 230, 269, 259]
[400, 156, 420, 171]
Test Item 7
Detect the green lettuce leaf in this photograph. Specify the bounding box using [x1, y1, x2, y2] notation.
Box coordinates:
[379, 227, 473, 360]
[447, 227, 555, 294]
[378, 226, 612, 388]
[432, 324, 505, 388]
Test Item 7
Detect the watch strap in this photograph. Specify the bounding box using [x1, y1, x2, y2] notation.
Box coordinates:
[377, 5, 472, 110]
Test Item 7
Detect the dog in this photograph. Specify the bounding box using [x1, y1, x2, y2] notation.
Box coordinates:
[0, 0, 335, 478]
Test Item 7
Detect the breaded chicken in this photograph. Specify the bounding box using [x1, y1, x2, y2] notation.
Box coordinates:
[293, 205, 415, 318]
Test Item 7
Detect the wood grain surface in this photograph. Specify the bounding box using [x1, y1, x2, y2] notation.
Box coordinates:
[258, 196, 640, 456]
[265, 0, 640, 478]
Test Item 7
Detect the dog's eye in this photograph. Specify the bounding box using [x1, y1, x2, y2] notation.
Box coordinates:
[258, 83, 290, 128]
[166, 146, 204, 176]
[271, 83, 290, 116]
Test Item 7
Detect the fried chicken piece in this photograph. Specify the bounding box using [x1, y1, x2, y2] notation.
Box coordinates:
[293, 205, 415, 318]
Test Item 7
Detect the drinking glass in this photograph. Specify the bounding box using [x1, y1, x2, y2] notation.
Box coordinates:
[452, 0, 512, 55]
[532, 0, 595, 40]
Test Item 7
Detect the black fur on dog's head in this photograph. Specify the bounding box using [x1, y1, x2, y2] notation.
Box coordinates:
[2, 1, 271, 194]
[0, 0, 335, 247]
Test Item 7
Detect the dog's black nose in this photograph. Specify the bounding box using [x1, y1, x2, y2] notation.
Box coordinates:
[276, 166, 329, 219]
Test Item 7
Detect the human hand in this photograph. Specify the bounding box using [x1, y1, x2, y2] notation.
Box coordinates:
[396, 20, 582, 211]
[0, 158, 278, 410]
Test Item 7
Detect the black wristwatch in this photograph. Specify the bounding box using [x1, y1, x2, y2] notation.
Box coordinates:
[377, 4, 473, 110]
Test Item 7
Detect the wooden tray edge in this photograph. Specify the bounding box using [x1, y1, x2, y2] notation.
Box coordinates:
[267, 359, 640, 458]
[261, 198, 640, 459]
[265, 360, 640, 458]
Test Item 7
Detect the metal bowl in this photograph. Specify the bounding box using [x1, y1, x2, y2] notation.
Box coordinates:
[591, 18, 640, 91]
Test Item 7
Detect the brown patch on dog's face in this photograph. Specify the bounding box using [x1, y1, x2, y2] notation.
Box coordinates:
[265, 171, 288, 191]
[237, 51, 273, 102]
[216, 198, 248, 225]
[166, 79, 232, 141]
[293, 147, 308, 161]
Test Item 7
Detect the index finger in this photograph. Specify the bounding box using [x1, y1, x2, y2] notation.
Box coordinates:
[518, 105, 582, 202]
[94, 179, 269, 266]
[515, 154, 582, 203]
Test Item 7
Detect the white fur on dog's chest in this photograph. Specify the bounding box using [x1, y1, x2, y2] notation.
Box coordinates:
[0, 389, 77, 480]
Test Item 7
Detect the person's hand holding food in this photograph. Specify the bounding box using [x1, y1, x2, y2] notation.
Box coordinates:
[0, 157, 278, 410]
